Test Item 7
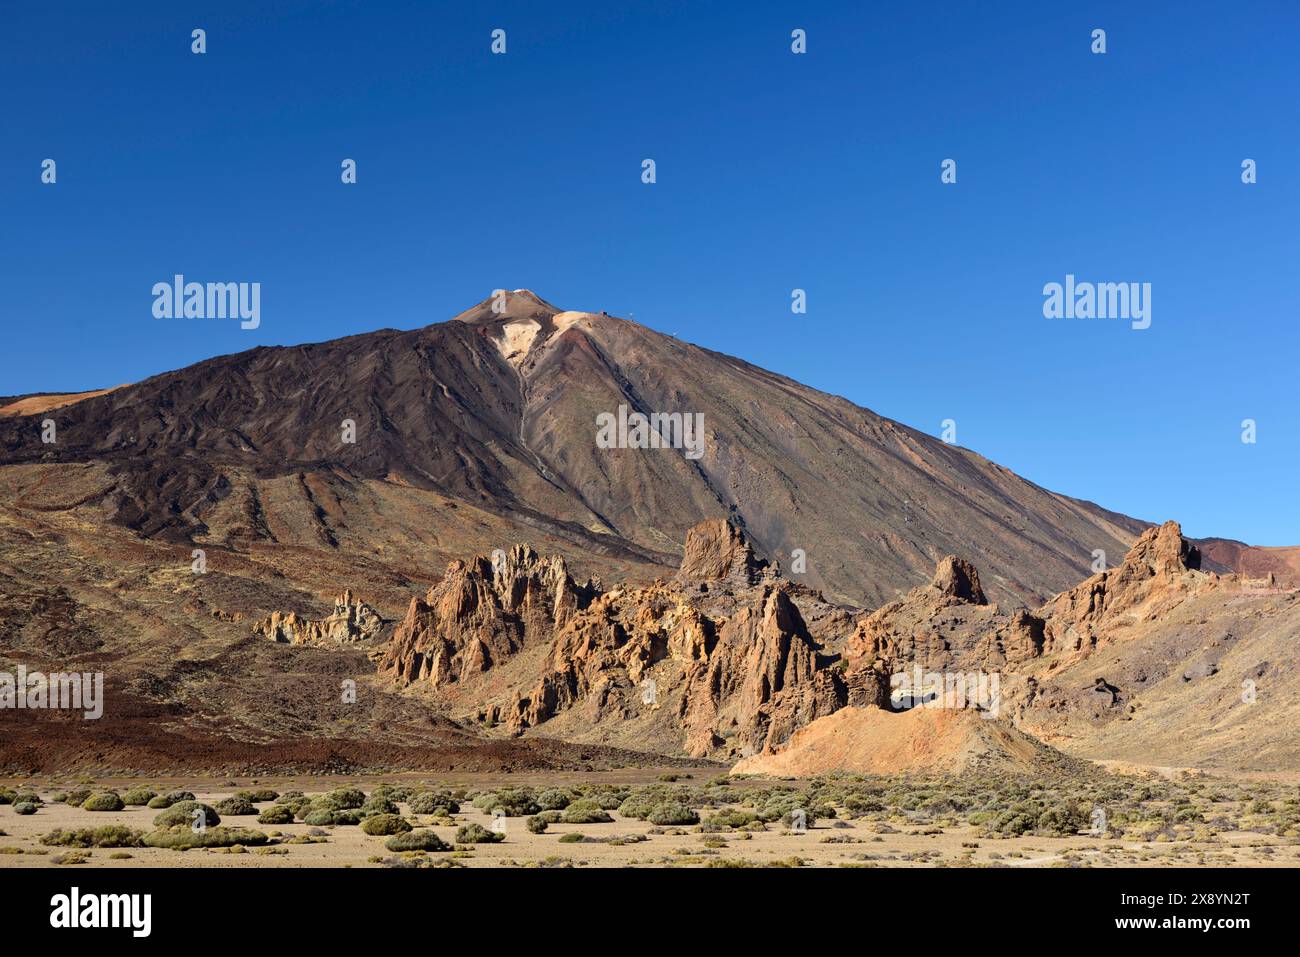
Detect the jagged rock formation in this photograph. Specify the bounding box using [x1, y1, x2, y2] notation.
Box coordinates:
[375, 521, 886, 759]
[379, 545, 595, 687]
[252, 590, 384, 645]
[1038, 520, 1211, 656]
[845, 556, 1044, 679]
[675, 518, 770, 588]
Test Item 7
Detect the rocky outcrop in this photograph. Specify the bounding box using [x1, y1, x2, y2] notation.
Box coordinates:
[676, 585, 887, 757]
[675, 519, 769, 587]
[396, 520, 887, 759]
[1038, 520, 1211, 655]
[378, 545, 594, 688]
[845, 556, 1044, 678]
[930, 555, 987, 605]
[252, 590, 384, 645]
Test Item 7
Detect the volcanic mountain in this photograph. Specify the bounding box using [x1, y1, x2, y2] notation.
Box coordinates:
[1, 290, 1296, 774]
[0, 289, 1147, 609]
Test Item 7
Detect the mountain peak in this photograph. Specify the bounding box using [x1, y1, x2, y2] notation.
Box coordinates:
[453, 288, 561, 325]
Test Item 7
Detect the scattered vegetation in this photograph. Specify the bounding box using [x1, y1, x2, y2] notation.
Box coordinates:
[41, 826, 144, 848]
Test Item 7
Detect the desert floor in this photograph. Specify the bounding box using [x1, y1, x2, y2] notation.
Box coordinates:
[3, 768, 1298, 868]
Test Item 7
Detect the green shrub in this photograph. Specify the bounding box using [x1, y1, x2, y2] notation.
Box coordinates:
[472, 788, 539, 817]
[1036, 804, 1090, 836]
[704, 808, 761, 829]
[526, 816, 549, 834]
[360, 796, 399, 817]
[152, 801, 220, 828]
[235, 789, 279, 803]
[360, 814, 411, 836]
[560, 799, 613, 824]
[536, 788, 574, 811]
[41, 826, 143, 848]
[455, 822, 505, 844]
[384, 829, 449, 852]
[13, 803, 37, 815]
[257, 805, 295, 825]
[121, 788, 157, 806]
[0, 789, 14, 805]
[82, 792, 125, 812]
[408, 791, 460, 815]
[558, 832, 583, 843]
[647, 802, 698, 826]
[61, 790, 92, 807]
[147, 790, 194, 809]
[327, 788, 367, 810]
[142, 825, 268, 850]
[618, 795, 658, 820]
[215, 797, 258, 816]
[14, 792, 42, 806]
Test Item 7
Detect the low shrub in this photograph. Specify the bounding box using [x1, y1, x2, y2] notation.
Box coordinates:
[526, 816, 549, 834]
[121, 789, 157, 806]
[82, 792, 125, 812]
[326, 788, 367, 810]
[13, 803, 37, 815]
[215, 797, 258, 816]
[360, 796, 399, 817]
[560, 799, 613, 824]
[360, 814, 411, 836]
[385, 829, 449, 852]
[147, 791, 194, 809]
[647, 802, 698, 826]
[472, 788, 539, 817]
[235, 789, 279, 803]
[704, 809, 761, 829]
[455, 822, 505, 844]
[40, 826, 143, 848]
[536, 788, 574, 811]
[61, 790, 92, 807]
[408, 791, 460, 815]
[142, 825, 268, 850]
[257, 805, 295, 826]
[152, 801, 220, 829]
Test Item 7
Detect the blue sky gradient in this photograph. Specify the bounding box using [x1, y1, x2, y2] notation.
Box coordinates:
[3, 1, 1297, 543]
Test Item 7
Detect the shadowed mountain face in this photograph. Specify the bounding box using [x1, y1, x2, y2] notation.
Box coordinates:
[0, 290, 1146, 606]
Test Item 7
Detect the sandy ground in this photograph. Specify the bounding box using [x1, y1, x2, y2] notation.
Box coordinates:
[3, 772, 1297, 869]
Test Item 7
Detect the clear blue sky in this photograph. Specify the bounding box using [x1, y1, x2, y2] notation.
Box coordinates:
[3, 1, 1297, 544]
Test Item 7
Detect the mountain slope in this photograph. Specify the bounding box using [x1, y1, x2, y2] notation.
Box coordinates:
[0, 290, 1146, 607]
